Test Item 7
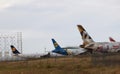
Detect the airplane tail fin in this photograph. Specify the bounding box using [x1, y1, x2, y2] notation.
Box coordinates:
[77, 25, 94, 47]
[109, 37, 116, 42]
[10, 45, 20, 55]
[51, 39, 68, 55]
[52, 39, 61, 49]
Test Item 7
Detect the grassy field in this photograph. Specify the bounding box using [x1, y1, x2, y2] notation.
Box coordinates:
[0, 55, 120, 74]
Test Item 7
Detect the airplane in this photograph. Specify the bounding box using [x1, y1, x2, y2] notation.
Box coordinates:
[10, 45, 41, 59]
[77, 25, 120, 53]
[44, 38, 86, 57]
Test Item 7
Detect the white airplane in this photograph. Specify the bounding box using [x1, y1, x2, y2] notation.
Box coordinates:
[77, 25, 120, 53]
[10, 45, 41, 59]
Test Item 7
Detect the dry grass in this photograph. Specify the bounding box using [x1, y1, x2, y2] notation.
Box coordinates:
[0, 55, 119, 74]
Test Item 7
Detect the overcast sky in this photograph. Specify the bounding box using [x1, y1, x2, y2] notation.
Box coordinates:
[0, 0, 120, 54]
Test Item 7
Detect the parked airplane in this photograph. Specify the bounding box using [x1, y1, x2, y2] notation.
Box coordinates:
[45, 38, 86, 57]
[77, 25, 120, 53]
[10, 45, 41, 59]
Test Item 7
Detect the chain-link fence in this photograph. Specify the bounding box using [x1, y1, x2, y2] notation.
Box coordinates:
[0, 32, 22, 61]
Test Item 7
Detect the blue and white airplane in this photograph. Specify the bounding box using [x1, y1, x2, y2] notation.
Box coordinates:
[47, 38, 86, 56]
[10, 45, 41, 59]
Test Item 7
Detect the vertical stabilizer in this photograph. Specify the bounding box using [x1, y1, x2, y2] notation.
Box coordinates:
[52, 39, 62, 49]
[51, 39, 68, 55]
[109, 37, 116, 42]
[10, 45, 20, 55]
[77, 25, 94, 47]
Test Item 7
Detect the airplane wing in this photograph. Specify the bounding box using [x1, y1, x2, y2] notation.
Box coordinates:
[62, 46, 80, 49]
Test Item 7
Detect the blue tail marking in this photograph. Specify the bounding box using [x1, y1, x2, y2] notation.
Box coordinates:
[51, 38, 68, 55]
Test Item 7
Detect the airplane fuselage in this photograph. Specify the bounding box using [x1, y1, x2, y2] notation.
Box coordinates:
[50, 47, 86, 56]
[13, 54, 41, 59]
[64, 48, 86, 55]
[85, 42, 120, 53]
